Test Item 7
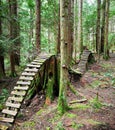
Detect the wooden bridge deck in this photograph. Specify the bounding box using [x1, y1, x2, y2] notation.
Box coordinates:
[70, 50, 94, 76]
[0, 53, 53, 128]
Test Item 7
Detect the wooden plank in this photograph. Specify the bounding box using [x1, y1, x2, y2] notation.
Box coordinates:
[0, 117, 14, 123]
[17, 81, 31, 85]
[8, 96, 23, 102]
[2, 109, 17, 116]
[25, 68, 38, 72]
[11, 90, 26, 96]
[6, 102, 21, 109]
[21, 72, 35, 76]
[27, 64, 40, 68]
[19, 76, 33, 81]
[14, 86, 29, 90]
[31, 62, 43, 65]
[33, 59, 45, 62]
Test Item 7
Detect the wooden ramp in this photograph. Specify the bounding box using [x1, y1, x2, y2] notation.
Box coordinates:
[0, 53, 53, 128]
[71, 50, 94, 75]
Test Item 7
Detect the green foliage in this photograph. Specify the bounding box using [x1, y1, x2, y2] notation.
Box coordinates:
[55, 121, 65, 130]
[89, 96, 103, 109]
[0, 89, 9, 110]
[72, 122, 83, 129]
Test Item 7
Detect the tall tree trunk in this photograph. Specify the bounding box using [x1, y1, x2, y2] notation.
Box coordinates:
[96, 0, 101, 61]
[58, 0, 69, 114]
[57, 1, 60, 54]
[8, 0, 17, 76]
[36, 0, 41, 53]
[73, 0, 77, 61]
[101, 0, 106, 53]
[48, 28, 51, 53]
[67, 0, 73, 64]
[104, 0, 110, 60]
[77, 0, 83, 55]
[29, 8, 34, 46]
[0, 0, 5, 78]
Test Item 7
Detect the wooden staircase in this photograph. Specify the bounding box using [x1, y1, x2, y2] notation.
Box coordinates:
[0, 53, 53, 128]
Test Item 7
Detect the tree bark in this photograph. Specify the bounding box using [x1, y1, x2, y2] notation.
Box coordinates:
[104, 0, 110, 60]
[67, 0, 73, 64]
[8, 0, 17, 76]
[35, 0, 41, 53]
[58, 0, 69, 114]
[101, 0, 106, 53]
[73, 0, 77, 61]
[0, 0, 5, 78]
[77, 0, 83, 54]
[96, 0, 101, 61]
[57, 1, 60, 54]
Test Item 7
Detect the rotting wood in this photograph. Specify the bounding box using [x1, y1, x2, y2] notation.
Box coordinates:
[69, 99, 87, 104]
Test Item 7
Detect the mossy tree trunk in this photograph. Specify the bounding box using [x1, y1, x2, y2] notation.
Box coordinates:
[58, 0, 69, 114]
[104, 0, 110, 60]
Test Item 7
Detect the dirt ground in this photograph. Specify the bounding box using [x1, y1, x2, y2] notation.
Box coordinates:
[0, 53, 115, 130]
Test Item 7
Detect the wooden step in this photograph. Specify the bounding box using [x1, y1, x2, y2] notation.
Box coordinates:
[36, 56, 49, 59]
[21, 72, 36, 76]
[33, 59, 45, 62]
[17, 81, 31, 85]
[8, 96, 23, 102]
[11, 90, 26, 96]
[14, 86, 29, 91]
[2, 109, 17, 116]
[19, 76, 33, 81]
[31, 62, 43, 65]
[6, 102, 21, 109]
[0, 117, 14, 123]
[25, 68, 38, 73]
[27, 64, 40, 68]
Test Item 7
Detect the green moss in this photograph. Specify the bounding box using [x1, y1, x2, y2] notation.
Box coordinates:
[72, 122, 83, 129]
[55, 121, 65, 130]
[87, 119, 101, 125]
[36, 109, 44, 116]
[90, 80, 102, 88]
[58, 94, 70, 114]
[71, 103, 90, 110]
[46, 78, 54, 101]
[66, 113, 76, 118]
[23, 121, 35, 129]
[89, 97, 103, 109]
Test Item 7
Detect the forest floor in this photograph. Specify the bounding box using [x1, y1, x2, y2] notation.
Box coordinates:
[0, 53, 115, 130]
